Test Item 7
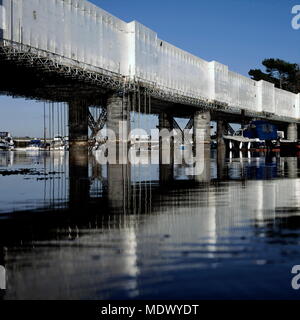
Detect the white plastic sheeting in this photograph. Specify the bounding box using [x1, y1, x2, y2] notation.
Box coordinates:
[1, 0, 130, 74]
[0, 0, 299, 120]
[133, 21, 211, 100]
[257, 80, 275, 114]
[228, 71, 257, 111]
[275, 88, 297, 118]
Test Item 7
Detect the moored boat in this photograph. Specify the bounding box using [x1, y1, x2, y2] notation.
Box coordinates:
[51, 135, 68, 151]
[224, 121, 299, 152]
[0, 132, 15, 150]
[25, 139, 43, 151]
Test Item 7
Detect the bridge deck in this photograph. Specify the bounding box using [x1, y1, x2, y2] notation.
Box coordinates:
[0, 0, 299, 123]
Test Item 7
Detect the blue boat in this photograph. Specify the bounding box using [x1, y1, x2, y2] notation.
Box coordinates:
[243, 121, 278, 141]
[26, 139, 43, 151]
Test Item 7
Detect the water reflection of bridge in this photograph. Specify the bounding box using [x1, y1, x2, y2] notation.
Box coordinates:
[0, 150, 299, 216]
[0, 151, 300, 299]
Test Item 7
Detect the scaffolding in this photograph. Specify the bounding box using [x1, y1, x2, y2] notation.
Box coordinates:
[0, 39, 298, 124]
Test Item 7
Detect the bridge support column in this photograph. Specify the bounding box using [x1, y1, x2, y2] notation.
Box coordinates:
[241, 110, 246, 129]
[69, 149, 90, 209]
[106, 93, 131, 164]
[159, 112, 173, 132]
[192, 111, 211, 182]
[287, 123, 298, 141]
[105, 93, 131, 211]
[287, 158, 298, 179]
[69, 101, 89, 152]
[216, 120, 226, 179]
[217, 119, 226, 150]
[68, 101, 90, 209]
[159, 112, 174, 184]
[193, 111, 211, 145]
[107, 93, 130, 143]
[108, 164, 131, 213]
[195, 145, 211, 182]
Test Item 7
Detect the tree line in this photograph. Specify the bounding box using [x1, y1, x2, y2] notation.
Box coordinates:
[249, 59, 300, 94]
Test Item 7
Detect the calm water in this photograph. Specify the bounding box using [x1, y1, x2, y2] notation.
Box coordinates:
[1, 150, 300, 299]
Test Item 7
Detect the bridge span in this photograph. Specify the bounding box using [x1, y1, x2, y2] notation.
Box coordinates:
[0, 0, 299, 149]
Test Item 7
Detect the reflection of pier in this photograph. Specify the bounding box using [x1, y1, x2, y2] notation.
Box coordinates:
[1, 150, 300, 217]
[107, 164, 131, 214]
[1, 151, 300, 299]
[66, 147, 300, 226]
[69, 149, 89, 208]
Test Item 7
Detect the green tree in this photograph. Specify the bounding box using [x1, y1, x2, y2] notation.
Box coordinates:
[249, 59, 300, 93]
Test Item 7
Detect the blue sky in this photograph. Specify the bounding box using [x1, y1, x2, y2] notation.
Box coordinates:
[1, 0, 299, 137]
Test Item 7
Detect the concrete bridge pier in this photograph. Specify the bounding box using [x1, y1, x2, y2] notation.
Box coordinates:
[159, 112, 174, 132]
[159, 112, 174, 184]
[68, 100, 90, 209]
[216, 119, 227, 179]
[107, 92, 130, 142]
[194, 146, 211, 183]
[216, 119, 226, 150]
[159, 162, 174, 184]
[193, 111, 211, 146]
[241, 110, 246, 129]
[106, 92, 131, 162]
[287, 157, 298, 179]
[107, 164, 131, 213]
[69, 149, 90, 209]
[287, 123, 298, 141]
[192, 111, 211, 182]
[69, 101, 89, 152]
[105, 92, 132, 212]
